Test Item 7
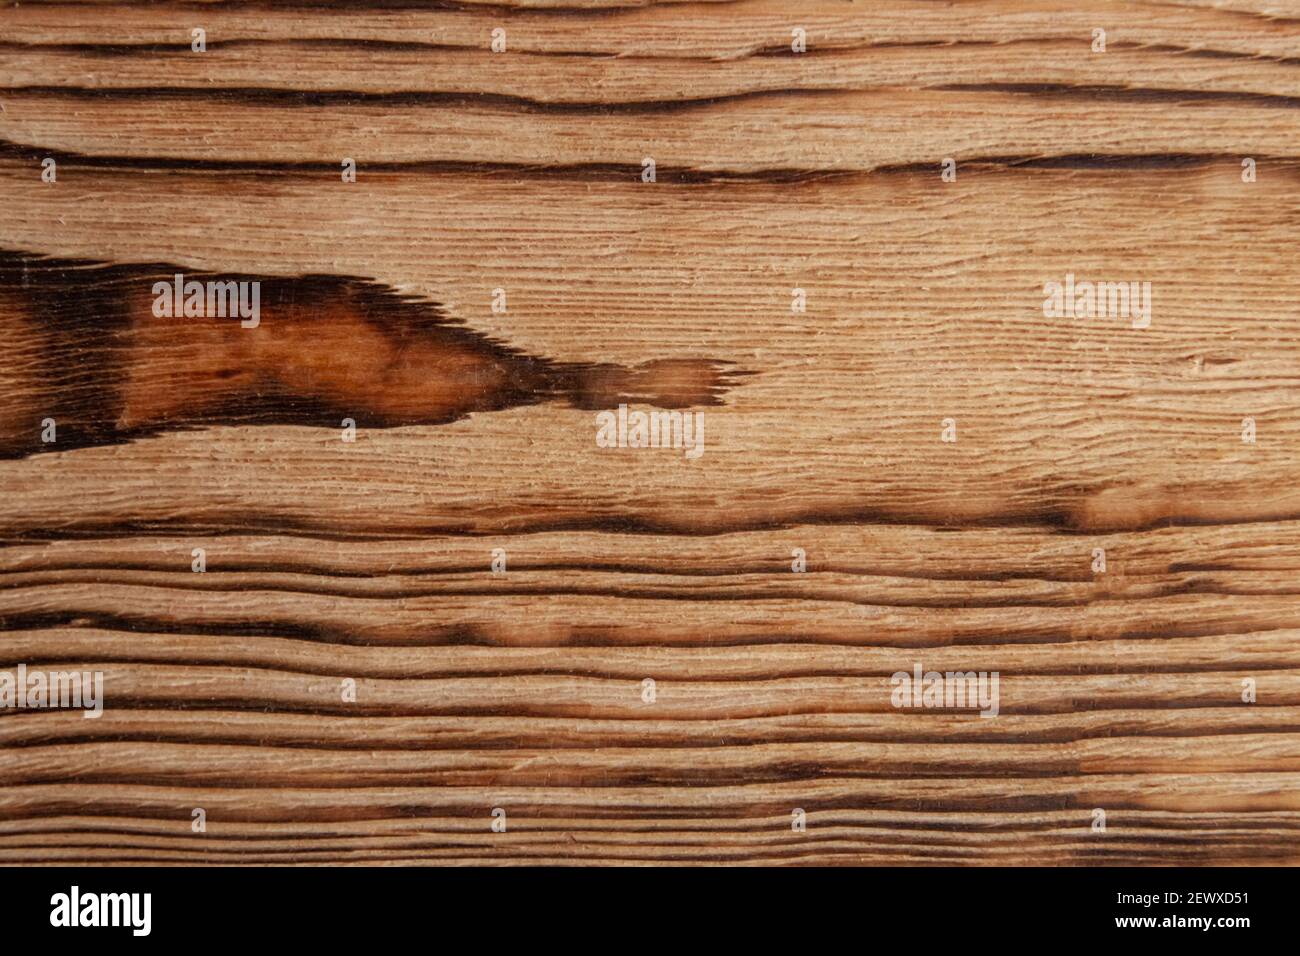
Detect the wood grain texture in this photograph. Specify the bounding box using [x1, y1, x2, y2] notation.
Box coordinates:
[1, 0, 1299, 866]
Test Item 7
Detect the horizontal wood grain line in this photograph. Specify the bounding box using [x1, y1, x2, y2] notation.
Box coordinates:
[7, 139, 1289, 184]
[0, 40, 603, 57]
[3, 736, 1299, 788]
[4, 805, 1294, 862]
[7, 505, 1300, 539]
[3, 0, 752, 17]
[3, 36, 1297, 63]
[5, 816, 1294, 858]
[7, 809, 1299, 838]
[2, 774, 1296, 818]
[5, 570, 1300, 614]
[47, 0, 1290, 13]
[5, 562, 1119, 582]
[9, 39, 1300, 106]
[8, 0, 1300, 60]
[8, 522, 1300, 579]
[3, 831, 1292, 855]
[7, 585, 1300, 646]
[0, 855, 1278, 867]
[940, 82, 1300, 109]
[0, 138, 877, 183]
[5, 492, 1300, 542]
[15, 143, 1292, 184]
[6, 628, 1299, 679]
[0, 664, 1289, 716]
[0, 853, 1284, 866]
[7, 804, 1299, 834]
[3, 88, 1295, 174]
[8, 81, 1300, 113]
[0, 842, 1287, 865]
[6, 707, 1297, 749]
[0, 858, 1284, 868]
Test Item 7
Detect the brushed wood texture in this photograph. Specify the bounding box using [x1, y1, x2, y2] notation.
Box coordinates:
[1, 0, 1299, 865]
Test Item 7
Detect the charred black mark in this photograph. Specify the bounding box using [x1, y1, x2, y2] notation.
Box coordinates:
[3, 84, 871, 114]
[876, 152, 1267, 175]
[0, 138, 861, 183]
[939, 82, 1300, 110]
[0, 249, 742, 459]
[5, 137, 1294, 186]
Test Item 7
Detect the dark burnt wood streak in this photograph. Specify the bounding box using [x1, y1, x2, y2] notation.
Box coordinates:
[0, 250, 733, 458]
[1, 0, 1300, 867]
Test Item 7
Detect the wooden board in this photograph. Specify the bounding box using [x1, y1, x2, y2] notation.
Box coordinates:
[1, 0, 1299, 865]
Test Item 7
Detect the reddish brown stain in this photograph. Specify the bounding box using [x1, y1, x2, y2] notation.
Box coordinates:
[0, 250, 739, 458]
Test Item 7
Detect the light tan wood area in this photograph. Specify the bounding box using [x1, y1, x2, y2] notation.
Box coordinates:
[1, 0, 1299, 865]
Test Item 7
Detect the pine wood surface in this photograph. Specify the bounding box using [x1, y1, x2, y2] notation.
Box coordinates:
[1, 0, 1299, 865]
